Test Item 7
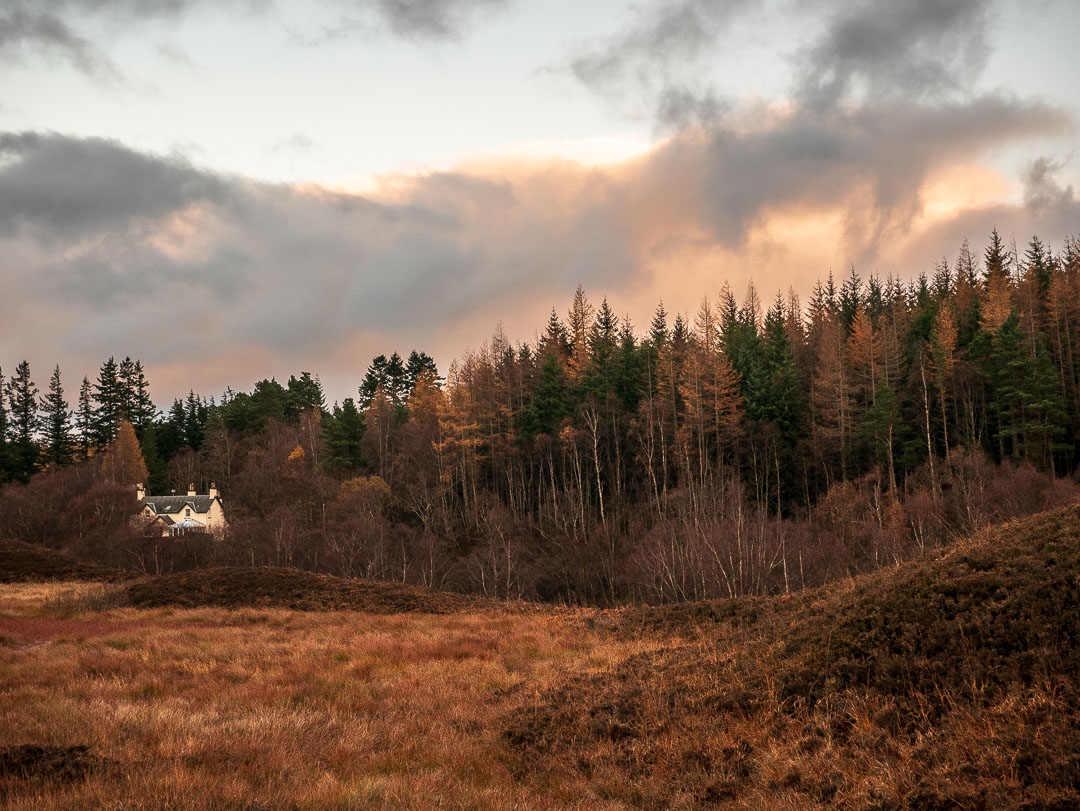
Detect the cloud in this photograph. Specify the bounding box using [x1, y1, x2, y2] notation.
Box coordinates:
[0, 8, 122, 81]
[795, 0, 994, 111]
[1, 122, 1076, 405]
[368, 0, 509, 41]
[0, 132, 230, 239]
[568, 0, 753, 128]
[0, 0, 505, 81]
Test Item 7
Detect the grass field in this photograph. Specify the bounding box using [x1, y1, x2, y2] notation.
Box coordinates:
[2, 506, 1079, 808]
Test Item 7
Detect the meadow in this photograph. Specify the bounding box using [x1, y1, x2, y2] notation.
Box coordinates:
[2, 505, 1079, 808]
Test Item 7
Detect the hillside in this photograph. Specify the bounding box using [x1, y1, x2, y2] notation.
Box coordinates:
[505, 505, 1080, 807]
[0, 539, 128, 584]
[1, 506, 1078, 808]
[122, 565, 491, 614]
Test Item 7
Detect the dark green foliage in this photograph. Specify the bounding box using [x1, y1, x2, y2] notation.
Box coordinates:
[5, 360, 39, 481]
[360, 353, 409, 408]
[91, 357, 123, 449]
[40, 365, 73, 467]
[748, 299, 804, 442]
[139, 424, 167, 493]
[405, 351, 441, 391]
[522, 352, 571, 436]
[74, 377, 93, 461]
[324, 397, 366, 472]
[285, 372, 325, 420]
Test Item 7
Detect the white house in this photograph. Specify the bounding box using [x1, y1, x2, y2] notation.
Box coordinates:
[138, 483, 227, 537]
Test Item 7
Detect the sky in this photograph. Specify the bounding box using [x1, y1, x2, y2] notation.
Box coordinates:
[1, 0, 1078, 406]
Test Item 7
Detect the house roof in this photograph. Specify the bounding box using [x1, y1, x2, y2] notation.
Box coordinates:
[142, 495, 217, 515]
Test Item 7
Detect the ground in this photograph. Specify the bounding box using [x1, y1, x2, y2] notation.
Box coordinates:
[1, 506, 1079, 808]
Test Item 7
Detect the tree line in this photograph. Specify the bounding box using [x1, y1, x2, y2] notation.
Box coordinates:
[2, 229, 1080, 603]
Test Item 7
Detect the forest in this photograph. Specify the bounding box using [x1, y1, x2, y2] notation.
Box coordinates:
[2, 229, 1080, 604]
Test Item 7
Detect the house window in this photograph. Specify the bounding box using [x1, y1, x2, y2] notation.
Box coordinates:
[185, 508, 191, 517]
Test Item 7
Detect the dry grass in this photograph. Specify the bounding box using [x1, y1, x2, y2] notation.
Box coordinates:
[2, 505, 1079, 808]
[0, 584, 648, 809]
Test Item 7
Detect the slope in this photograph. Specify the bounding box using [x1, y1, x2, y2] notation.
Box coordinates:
[505, 504, 1080, 808]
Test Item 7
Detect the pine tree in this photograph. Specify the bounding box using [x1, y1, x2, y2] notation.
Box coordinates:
[567, 285, 594, 381]
[117, 356, 138, 422]
[75, 376, 95, 460]
[40, 365, 73, 467]
[286, 372, 326, 419]
[128, 360, 156, 432]
[839, 265, 862, 333]
[522, 353, 570, 436]
[92, 356, 123, 448]
[405, 351, 440, 392]
[324, 398, 366, 472]
[583, 297, 619, 400]
[538, 309, 571, 361]
[6, 360, 40, 481]
[5, 360, 39, 479]
[183, 390, 207, 450]
[139, 424, 167, 493]
[982, 228, 1013, 332]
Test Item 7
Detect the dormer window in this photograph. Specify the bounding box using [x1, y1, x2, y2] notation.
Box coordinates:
[185, 508, 191, 517]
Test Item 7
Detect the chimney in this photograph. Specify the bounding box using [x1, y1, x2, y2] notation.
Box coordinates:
[188, 483, 196, 497]
[136, 483, 145, 501]
[209, 482, 217, 499]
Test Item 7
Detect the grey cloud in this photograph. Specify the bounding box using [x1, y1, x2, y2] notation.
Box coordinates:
[694, 95, 1070, 260]
[568, 0, 754, 129]
[370, 0, 509, 41]
[796, 0, 994, 111]
[0, 132, 634, 384]
[0, 0, 496, 80]
[1023, 156, 1077, 217]
[1, 127, 1077, 404]
[0, 8, 121, 81]
[0, 131, 229, 239]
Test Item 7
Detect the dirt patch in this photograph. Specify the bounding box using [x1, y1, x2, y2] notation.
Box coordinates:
[0, 745, 107, 783]
[123, 566, 492, 614]
[0, 539, 127, 584]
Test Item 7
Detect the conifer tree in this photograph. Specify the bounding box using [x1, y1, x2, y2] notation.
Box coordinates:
[128, 360, 156, 432]
[40, 365, 73, 467]
[982, 228, 1013, 331]
[405, 351, 440, 392]
[583, 298, 619, 400]
[567, 285, 594, 381]
[92, 356, 123, 448]
[183, 390, 207, 450]
[538, 309, 571, 361]
[6, 360, 40, 481]
[324, 398, 367, 472]
[75, 376, 95, 460]
[286, 372, 326, 419]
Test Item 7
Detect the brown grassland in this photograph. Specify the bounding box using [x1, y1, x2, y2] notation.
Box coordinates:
[2, 506, 1079, 808]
